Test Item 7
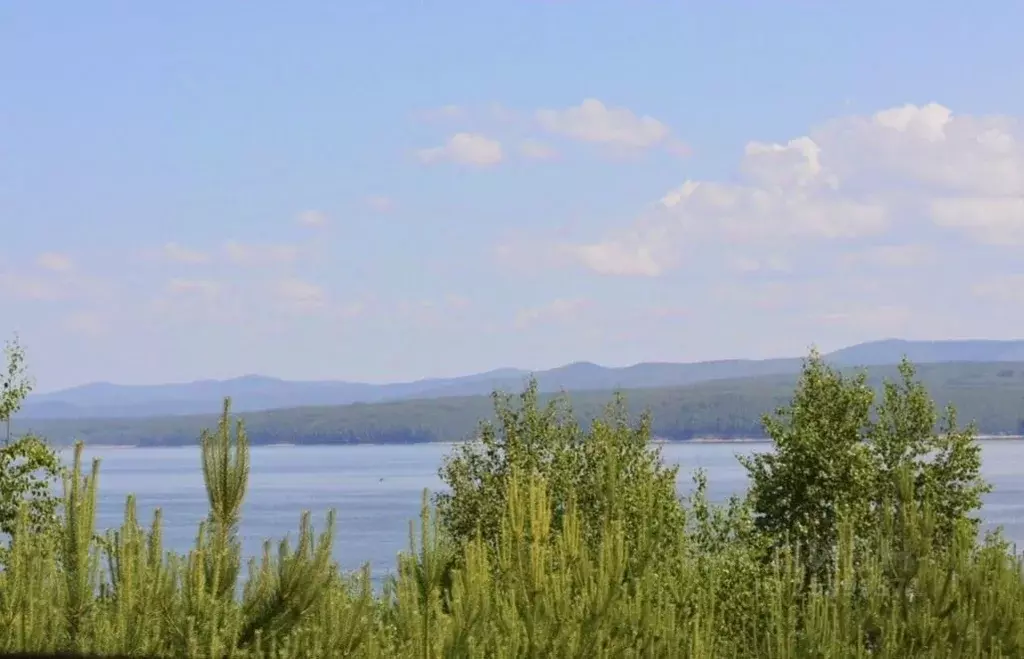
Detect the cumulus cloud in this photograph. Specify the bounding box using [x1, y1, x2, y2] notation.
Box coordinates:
[223, 241, 299, 266]
[556, 102, 1024, 277]
[536, 99, 677, 150]
[416, 133, 504, 166]
[573, 242, 666, 277]
[929, 198, 1024, 245]
[36, 252, 74, 272]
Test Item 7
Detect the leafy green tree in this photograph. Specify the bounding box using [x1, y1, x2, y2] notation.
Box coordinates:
[0, 335, 64, 561]
[1, 334, 32, 444]
[0, 434, 64, 539]
[740, 350, 990, 581]
[435, 379, 685, 570]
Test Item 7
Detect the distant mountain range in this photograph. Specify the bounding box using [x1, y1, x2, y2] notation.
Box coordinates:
[19, 339, 1024, 421]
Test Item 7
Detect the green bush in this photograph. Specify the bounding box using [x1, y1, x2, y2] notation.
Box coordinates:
[741, 352, 990, 583]
[435, 382, 685, 576]
[0, 335, 65, 565]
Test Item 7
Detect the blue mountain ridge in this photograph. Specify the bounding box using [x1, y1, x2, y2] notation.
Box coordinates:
[18, 339, 1024, 420]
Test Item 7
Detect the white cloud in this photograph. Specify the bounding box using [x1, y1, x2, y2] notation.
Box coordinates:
[36, 252, 74, 272]
[223, 241, 299, 266]
[929, 197, 1024, 245]
[365, 196, 396, 213]
[416, 133, 504, 166]
[161, 242, 210, 264]
[821, 104, 1022, 197]
[519, 139, 559, 160]
[572, 242, 666, 277]
[296, 210, 329, 228]
[515, 298, 591, 329]
[741, 137, 835, 189]
[556, 102, 1024, 277]
[273, 278, 327, 312]
[536, 98, 674, 150]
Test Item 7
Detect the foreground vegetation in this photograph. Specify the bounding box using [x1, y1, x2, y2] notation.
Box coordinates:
[16, 361, 1024, 446]
[1, 336, 1024, 657]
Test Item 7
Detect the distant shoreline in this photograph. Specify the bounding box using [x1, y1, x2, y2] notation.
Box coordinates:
[63, 435, 1024, 450]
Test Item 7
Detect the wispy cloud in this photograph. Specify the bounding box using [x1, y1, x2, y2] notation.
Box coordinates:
[416, 133, 504, 166]
[272, 278, 328, 312]
[536, 98, 682, 152]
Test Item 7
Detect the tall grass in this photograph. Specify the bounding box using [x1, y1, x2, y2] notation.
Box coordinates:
[1, 406, 1023, 657]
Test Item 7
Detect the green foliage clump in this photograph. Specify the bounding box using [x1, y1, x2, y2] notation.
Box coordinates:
[435, 381, 684, 570]
[742, 351, 990, 582]
[0, 346, 1022, 657]
[0, 335, 65, 564]
[1, 334, 33, 442]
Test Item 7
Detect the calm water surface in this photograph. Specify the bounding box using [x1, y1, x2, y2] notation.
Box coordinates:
[67, 442, 1024, 582]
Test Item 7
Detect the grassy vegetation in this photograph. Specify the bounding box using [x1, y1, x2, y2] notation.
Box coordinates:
[16, 361, 1024, 446]
[1, 344, 1023, 657]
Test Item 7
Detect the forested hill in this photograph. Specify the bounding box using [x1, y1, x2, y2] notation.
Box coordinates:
[16, 361, 1024, 447]
[22, 338, 1024, 420]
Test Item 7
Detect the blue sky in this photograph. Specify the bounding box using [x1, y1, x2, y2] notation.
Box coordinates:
[2, 2, 1023, 391]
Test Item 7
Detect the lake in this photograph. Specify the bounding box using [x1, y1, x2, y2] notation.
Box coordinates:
[68, 441, 1024, 582]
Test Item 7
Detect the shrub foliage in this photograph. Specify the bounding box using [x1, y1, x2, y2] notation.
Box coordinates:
[0, 348, 1022, 657]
